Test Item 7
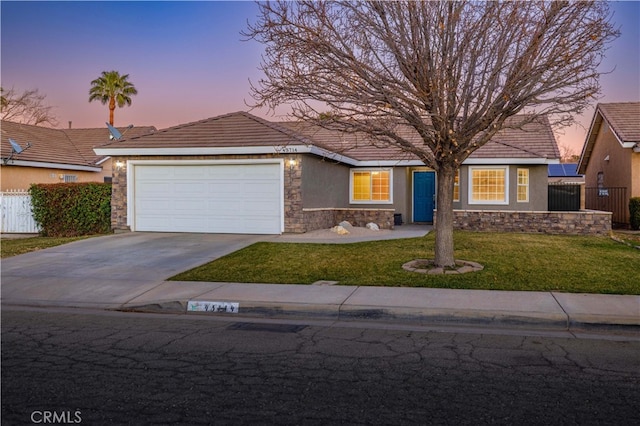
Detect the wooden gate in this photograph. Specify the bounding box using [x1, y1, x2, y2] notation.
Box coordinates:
[0, 190, 40, 233]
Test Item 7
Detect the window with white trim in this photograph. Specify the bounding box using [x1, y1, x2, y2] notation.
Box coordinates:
[350, 169, 392, 203]
[517, 168, 529, 202]
[469, 166, 509, 204]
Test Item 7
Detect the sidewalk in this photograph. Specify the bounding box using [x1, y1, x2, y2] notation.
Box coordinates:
[119, 282, 640, 332]
[1, 229, 638, 333]
[4, 276, 637, 333]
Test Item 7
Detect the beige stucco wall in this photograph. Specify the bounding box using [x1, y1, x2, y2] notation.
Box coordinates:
[302, 162, 550, 223]
[584, 122, 632, 190]
[301, 159, 411, 221]
[0, 160, 110, 191]
[301, 156, 350, 208]
[632, 151, 640, 198]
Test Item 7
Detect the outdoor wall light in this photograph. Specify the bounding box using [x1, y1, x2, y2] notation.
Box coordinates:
[288, 158, 297, 169]
[115, 161, 125, 169]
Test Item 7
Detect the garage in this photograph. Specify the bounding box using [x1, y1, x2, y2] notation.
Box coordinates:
[131, 161, 283, 234]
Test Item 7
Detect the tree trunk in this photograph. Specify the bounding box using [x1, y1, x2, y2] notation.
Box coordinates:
[434, 164, 456, 267]
[109, 97, 116, 125]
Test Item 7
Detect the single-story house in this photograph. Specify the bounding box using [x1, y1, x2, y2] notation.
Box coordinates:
[94, 111, 564, 235]
[578, 102, 640, 226]
[0, 120, 155, 191]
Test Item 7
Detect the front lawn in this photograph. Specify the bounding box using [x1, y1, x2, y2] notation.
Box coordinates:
[1, 236, 93, 258]
[170, 232, 640, 295]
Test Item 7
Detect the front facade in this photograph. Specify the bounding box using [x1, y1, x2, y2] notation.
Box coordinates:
[578, 102, 640, 226]
[95, 112, 560, 235]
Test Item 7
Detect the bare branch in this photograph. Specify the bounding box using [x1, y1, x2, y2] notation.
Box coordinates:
[245, 0, 617, 164]
[0, 86, 58, 126]
[244, 0, 619, 266]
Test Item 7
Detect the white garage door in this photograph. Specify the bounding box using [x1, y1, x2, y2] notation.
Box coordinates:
[133, 163, 282, 234]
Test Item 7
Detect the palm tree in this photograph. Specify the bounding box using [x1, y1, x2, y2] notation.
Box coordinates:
[88, 71, 138, 125]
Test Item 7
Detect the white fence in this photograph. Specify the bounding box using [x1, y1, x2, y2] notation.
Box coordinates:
[0, 190, 41, 233]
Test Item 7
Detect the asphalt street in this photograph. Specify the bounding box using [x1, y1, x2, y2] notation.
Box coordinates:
[2, 307, 639, 425]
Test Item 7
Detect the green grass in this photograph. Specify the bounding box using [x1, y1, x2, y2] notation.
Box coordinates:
[1, 235, 94, 258]
[170, 232, 640, 295]
[613, 231, 640, 247]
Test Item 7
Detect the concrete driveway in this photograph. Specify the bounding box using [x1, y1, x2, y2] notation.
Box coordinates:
[1, 232, 266, 309]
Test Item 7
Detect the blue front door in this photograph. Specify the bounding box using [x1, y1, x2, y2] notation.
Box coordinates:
[413, 171, 436, 222]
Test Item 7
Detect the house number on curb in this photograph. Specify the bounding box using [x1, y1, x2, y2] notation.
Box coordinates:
[187, 301, 239, 313]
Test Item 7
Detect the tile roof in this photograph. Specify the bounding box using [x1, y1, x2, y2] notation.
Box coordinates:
[1, 121, 155, 167]
[100, 111, 308, 149]
[64, 125, 156, 164]
[471, 115, 560, 160]
[577, 102, 640, 174]
[280, 115, 559, 162]
[1, 121, 89, 167]
[597, 102, 640, 144]
[95, 111, 559, 163]
[276, 121, 416, 161]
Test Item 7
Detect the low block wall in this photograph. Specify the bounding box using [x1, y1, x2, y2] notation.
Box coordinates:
[303, 208, 395, 232]
[435, 210, 612, 236]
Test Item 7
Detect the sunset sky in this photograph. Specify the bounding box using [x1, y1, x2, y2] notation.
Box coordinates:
[2, 1, 639, 155]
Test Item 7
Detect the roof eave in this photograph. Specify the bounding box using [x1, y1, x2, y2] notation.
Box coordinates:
[577, 107, 603, 174]
[463, 157, 559, 165]
[1, 159, 103, 172]
[94, 145, 556, 167]
[94, 145, 316, 157]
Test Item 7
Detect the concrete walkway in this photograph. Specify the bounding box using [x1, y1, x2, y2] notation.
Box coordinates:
[1, 230, 638, 333]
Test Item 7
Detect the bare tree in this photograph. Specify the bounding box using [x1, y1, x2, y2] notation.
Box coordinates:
[558, 142, 580, 163]
[0, 86, 58, 126]
[245, 0, 618, 267]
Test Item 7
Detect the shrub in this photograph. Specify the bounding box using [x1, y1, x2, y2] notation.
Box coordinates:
[630, 197, 640, 230]
[29, 183, 112, 237]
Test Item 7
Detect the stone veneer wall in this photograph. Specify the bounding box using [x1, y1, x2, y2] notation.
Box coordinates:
[303, 208, 395, 232]
[439, 209, 612, 236]
[111, 156, 129, 232]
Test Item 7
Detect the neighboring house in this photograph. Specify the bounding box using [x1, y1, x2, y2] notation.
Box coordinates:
[578, 102, 640, 227]
[94, 111, 561, 235]
[0, 121, 155, 191]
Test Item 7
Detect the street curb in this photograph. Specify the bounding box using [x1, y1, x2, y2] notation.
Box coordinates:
[121, 300, 572, 331]
[338, 306, 569, 329]
[8, 299, 638, 333]
[567, 315, 640, 330]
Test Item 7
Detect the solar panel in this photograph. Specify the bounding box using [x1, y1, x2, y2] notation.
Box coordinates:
[548, 163, 581, 177]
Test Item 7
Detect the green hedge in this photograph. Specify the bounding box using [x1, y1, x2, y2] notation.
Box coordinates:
[29, 183, 112, 237]
[630, 197, 640, 230]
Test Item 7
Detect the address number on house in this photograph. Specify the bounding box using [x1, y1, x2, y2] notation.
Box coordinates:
[187, 301, 239, 313]
[274, 145, 298, 154]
